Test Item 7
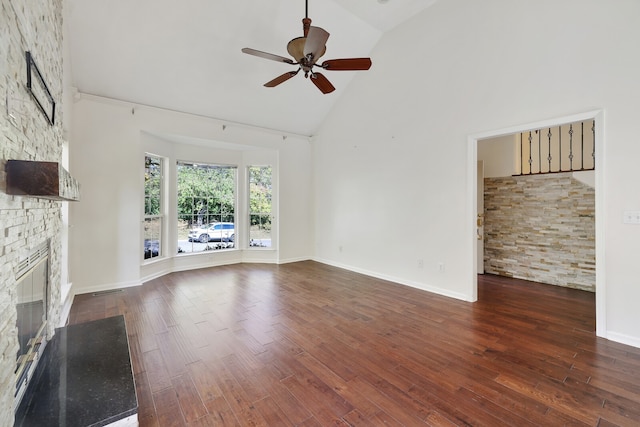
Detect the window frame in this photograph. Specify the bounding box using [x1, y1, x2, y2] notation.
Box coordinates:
[176, 160, 238, 255]
[143, 153, 164, 262]
[247, 164, 274, 250]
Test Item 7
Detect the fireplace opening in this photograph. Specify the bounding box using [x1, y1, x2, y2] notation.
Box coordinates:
[14, 241, 49, 411]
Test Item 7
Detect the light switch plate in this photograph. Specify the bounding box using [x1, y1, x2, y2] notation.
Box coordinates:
[623, 211, 640, 224]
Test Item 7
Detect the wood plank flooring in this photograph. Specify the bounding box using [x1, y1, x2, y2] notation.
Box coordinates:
[68, 261, 640, 426]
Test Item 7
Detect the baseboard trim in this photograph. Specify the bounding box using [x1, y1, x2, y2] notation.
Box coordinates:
[74, 257, 473, 306]
[606, 331, 640, 349]
[75, 280, 143, 296]
[278, 256, 312, 264]
[313, 257, 471, 302]
[69, 259, 640, 352]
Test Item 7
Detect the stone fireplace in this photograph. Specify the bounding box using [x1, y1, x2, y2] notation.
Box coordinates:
[1, 0, 68, 424]
[7, 158, 79, 413]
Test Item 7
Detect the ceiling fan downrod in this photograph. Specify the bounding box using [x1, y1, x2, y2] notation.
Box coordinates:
[303, 0, 311, 37]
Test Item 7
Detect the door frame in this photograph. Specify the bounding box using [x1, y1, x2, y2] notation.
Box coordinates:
[467, 109, 605, 337]
[477, 160, 484, 275]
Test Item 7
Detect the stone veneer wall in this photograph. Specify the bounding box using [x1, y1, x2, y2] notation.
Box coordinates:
[0, 0, 64, 424]
[483, 173, 595, 291]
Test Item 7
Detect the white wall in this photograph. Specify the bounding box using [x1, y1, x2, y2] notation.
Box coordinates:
[69, 95, 313, 293]
[313, 0, 640, 347]
[478, 134, 517, 178]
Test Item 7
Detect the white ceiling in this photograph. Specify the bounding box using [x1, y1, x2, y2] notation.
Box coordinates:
[65, 0, 438, 136]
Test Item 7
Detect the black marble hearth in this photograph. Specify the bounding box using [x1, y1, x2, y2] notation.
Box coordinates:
[15, 316, 137, 427]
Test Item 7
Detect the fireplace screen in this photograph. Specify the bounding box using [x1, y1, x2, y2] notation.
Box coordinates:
[14, 242, 49, 409]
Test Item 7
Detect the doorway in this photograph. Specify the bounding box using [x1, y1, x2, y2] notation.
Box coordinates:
[467, 110, 605, 337]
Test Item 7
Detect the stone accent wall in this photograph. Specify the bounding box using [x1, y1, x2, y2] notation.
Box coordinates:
[483, 173, 595, 291]
[0, 0, 64, 424]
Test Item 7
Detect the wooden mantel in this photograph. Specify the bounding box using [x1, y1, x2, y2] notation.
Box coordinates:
[5, 160, 80, 201]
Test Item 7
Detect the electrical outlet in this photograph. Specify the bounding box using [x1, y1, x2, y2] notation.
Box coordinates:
[417, 259, 424, 268]
[438, 262, 445, 273]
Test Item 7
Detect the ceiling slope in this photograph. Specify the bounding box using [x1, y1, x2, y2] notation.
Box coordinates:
[65, 0, 438, 136]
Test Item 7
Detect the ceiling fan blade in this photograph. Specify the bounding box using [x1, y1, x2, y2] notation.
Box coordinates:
[264, 70, 300, 87]
[310, 72, 335, 94]
[321, 58, 372, 71]
[304, 26, 330, 63]
[241, 48, 295, 64]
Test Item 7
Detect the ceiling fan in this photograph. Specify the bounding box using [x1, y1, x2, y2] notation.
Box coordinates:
[241, 0, 372, 94]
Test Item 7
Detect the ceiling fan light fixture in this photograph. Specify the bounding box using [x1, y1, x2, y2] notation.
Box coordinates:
[287, 37, 305, 62]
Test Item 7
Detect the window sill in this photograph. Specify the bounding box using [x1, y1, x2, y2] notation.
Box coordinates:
[176, 247, 239, 257]
[142, 256, 166, 266]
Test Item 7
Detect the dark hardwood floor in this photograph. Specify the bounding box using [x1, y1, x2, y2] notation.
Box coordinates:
[68, 261, 640, 426]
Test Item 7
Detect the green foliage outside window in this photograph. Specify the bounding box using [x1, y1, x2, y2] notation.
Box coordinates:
[177, 162, 236, 228]
[144, 155, 161, 215]
[249, 166, 272, 229]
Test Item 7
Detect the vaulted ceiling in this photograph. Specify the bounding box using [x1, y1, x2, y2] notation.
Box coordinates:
[65, 0, 438, 136]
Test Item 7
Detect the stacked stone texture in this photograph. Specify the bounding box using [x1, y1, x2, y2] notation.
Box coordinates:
[0, 0, 64, 424]
[483, 173, 595, 291]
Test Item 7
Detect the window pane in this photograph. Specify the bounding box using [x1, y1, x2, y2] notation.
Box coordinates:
[248, 166, 272, 248]
[145, 155, 161, 216]
[144, 154, 163, 261]
[144, 217, 161, 260]
[177, 162, 236, 254]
